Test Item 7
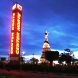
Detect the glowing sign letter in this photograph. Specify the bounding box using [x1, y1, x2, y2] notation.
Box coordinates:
[16, 32, 20, 55]
[12, 13, 15, 30]
[11, 32, 14, 54]
[17, 12, 21, 31]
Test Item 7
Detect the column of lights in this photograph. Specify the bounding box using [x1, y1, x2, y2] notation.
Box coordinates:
[16, 12, 21, 55]
[16, 32, 20, 54]
[10, 13, 15, 54]
[10, 3, 22, 61]
[12, 13, 15, 30]
[17, 12, 21, 31]
[11, 32, 14, 54]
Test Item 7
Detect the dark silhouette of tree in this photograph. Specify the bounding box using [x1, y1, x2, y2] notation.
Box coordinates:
[64, 48, 74, 65]
[59, 53, 65, 64]
[64, 48, 73, 55]
[66, 54, 72, 65]
[64, 48, 71, 52]
[59, 53, 72, 65]
[20, 56, 25, 64]
[45, 51, 59, 66]
[59, 48, 74, 65]
[30, 57, 39, 64]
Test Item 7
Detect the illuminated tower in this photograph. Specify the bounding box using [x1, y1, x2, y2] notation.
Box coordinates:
[10, 3, 22, 63]
[40, 31, 51, 63]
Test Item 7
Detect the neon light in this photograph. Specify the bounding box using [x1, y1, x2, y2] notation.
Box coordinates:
[17, 12, 21, 31]
[12, 4, 16, 10]
[12, 4, 22, 11]
[10, 4, 22, 58]
[12, 13, 15, 30]
[16, 32, 20, 55]
[17, 4, 22, 10]
[10, 32, 14, 54]
[11, 43, 13, 54]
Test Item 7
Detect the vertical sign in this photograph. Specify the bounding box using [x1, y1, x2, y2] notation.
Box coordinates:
[10, 4, 22, 62]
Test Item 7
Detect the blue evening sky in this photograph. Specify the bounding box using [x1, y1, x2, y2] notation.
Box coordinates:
[0, 0, 78, 56]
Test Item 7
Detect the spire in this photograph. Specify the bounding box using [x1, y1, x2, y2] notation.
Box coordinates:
[44, 30, 48, 42]
[43, 31, 51, 50]
[40, 31, 52, 63]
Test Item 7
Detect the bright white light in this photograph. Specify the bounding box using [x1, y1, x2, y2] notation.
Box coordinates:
[17, 4, 22, 10]
[53, 61, 59, 64]
[12, 4, 22, 11]
[43, 43, 50, 48]
[12, 4, 16, 10]
[62, 61, 66, 64]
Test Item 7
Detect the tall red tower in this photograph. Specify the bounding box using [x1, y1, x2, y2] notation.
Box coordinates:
[10, 3, 22, 63]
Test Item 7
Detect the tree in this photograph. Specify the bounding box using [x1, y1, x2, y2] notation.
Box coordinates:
[64, 48, 73, 65]
[20, 56, 25, 64]
[64, 48, 71, 52]
[64, 48, 73, 55]
[59, 53, 72, 65]
[45, 51, 59, 66]
[30, 58, 39, 64]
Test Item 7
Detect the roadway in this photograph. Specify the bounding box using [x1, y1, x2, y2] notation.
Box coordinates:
[0, 69, 78, 78]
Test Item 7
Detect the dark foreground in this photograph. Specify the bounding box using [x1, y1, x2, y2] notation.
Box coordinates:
[0, 69, 78, 78]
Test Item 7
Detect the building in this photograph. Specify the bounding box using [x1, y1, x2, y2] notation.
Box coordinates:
[10, 3, 22, 63]
[40, 31, 51, 63]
